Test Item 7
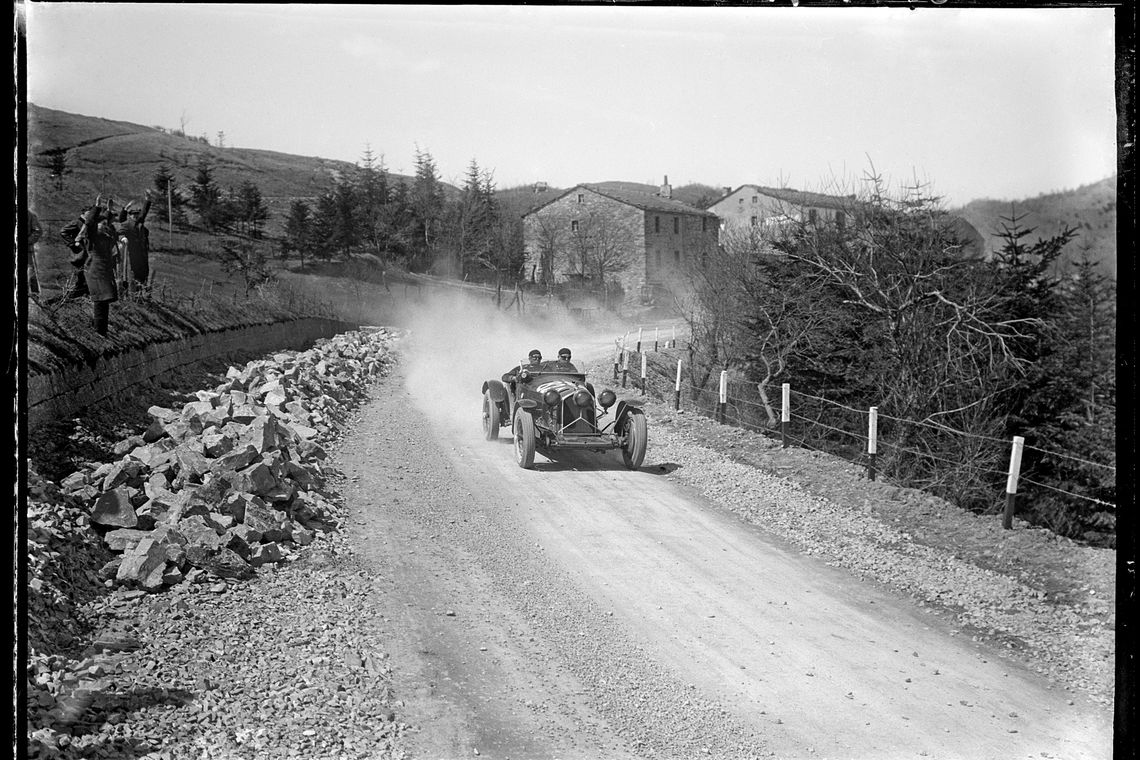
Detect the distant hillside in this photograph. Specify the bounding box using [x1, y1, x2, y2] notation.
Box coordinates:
[952, 176, 1117, 277]
[25, 104, 451, 234]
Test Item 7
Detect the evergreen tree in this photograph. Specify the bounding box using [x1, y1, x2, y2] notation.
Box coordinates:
[188, 155, 224, 231]
[281, 199, 313, 269]
[410, 148, 445, 272]
[234, 180, 269, 238]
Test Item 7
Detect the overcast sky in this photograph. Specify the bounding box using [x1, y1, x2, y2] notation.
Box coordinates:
[24, 3, 1118, 207]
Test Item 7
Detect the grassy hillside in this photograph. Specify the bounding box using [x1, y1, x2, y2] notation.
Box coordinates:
[25, 104, 454, 242]
[952, 176, 1117, 277]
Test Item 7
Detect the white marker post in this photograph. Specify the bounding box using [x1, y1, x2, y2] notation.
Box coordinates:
[654, 326, 659, 352]
[671, 324, 676, 349]
[636, 326, 643, 353]
[1003, 436, 1025, 530]
[867, 407, 878, 481]
[717, 370, 728, 424]
[781, 383, 791, 448]
[621, 350, 629, 388]
[674, 358, 683, 410]
[640, 352, 647, 395]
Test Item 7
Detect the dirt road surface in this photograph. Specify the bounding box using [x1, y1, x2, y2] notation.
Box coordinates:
[332, 302, 1111, 759]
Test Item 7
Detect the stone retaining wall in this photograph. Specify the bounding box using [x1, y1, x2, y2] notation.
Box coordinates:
[27, 318, 358, 430]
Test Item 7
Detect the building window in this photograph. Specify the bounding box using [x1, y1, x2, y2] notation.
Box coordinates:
[673, 217, 679, 234]
[654, 216, 660, 233]
[674, 250, 681, 266]
[738, 198, 744, 205]
[836, 211, 846, 230]
[571, 220, 579, 232]
[701, 217, 707, 232]
[751, 216, 758, 227]
[577, 193, 584, 204]
[752, 196, 758, 204]
[809, 209, 818, 225]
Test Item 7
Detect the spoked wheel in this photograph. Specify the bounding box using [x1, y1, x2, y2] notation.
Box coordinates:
[513, 410, 536, 469]
[620, 408, 647, 470]
[482, 391, 500, 441]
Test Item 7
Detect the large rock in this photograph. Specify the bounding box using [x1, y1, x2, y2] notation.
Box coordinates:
[202, 432, 236, 458]
[235, 461, 278, 496]
[104, 528, 150, 552]
[117, 538, 168, 588]
[130, 439, 178, 469]
[184, 545, 253, 580]
[240, 416, 281, 453]
[250, 541, 285, 568]
[211, 444, 260, 473]
[242, 499, 291, 542]
[91, 487, 138, 528]
[178, 515, 223, 552]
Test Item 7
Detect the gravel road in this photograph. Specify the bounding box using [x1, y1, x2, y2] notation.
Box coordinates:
[25, 305, 1116, 760]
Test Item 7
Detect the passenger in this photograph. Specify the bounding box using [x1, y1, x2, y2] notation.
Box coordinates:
[549, 347, 578, 372]
[501, 349, 543, 383]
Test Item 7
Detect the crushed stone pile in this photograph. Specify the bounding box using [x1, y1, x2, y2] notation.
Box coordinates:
[25, 328, 401, 758]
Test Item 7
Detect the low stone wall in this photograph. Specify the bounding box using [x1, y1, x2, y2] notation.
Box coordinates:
[27, 318, 358, 430]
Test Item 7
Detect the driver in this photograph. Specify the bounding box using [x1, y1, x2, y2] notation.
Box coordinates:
[502, 349, 543, 383]
[550, 347, 578, 372]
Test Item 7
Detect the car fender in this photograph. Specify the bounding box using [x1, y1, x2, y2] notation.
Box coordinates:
[482, 379, 509, 403]
[614, 399, 643, 426]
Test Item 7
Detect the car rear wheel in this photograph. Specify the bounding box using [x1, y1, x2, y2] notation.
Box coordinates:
[621, 409, 647, 470]
[482, 391, 500, 441]
[513, 410, 536, 469]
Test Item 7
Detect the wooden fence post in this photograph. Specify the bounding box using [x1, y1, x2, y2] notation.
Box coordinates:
[621, 350, 629, 388]
[781, 383, 790, 448]
[636, 326, 643, 353]
[613, 339, 621, 381]
[717, 370, 728, 424]
[640, 353, 647, 395]
[674, 358, 682, 410]
[672, 324, 676, 350]
[1003, 436, 1025, 530]
[867, 406, 878, 481]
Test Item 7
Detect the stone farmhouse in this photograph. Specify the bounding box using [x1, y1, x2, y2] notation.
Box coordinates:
[522, 177, 720, 305]
[707, 183, 985, 256]
[707, 184, 857, 231]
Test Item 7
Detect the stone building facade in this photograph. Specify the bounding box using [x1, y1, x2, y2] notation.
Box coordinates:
[522, 179, 720, 305]
[706, 185, 857, 231]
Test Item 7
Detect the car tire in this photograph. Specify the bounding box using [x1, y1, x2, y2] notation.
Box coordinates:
[514, 410, 536, 469]
[621, 408, 647, 470]
[482, 390, 500, 441]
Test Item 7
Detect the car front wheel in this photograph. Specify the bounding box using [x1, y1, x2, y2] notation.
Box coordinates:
[513, 410, 536, 469]
[482, 391, 500, 441]
[621, 409, 647, 470]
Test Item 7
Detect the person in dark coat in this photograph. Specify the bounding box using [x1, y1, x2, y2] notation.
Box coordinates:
[118, 190, 152, 291]
[502, 349, 543, 383]
[81, 197, 119, 335]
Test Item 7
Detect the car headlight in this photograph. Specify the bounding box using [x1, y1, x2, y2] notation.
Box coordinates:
[543, 389, 561, 406]
[573, 389, 592, 408]
[598, 389, 617, 408]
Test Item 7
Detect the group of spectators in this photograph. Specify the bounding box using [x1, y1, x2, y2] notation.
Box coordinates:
[27, 190, 153, 336]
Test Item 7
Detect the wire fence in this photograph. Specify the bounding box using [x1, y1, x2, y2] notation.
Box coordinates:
[609, 326, 1116, 535]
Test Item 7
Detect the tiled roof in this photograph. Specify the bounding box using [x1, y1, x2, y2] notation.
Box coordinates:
[710, 184, 856, 211]
[524, 184, 717, 218]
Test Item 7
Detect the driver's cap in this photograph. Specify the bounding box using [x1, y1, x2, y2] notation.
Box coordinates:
[528, 349, 542, 359]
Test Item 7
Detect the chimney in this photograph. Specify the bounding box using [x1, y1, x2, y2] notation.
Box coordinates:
[659, 175, 672, 199]
[723, 186, 731, 196]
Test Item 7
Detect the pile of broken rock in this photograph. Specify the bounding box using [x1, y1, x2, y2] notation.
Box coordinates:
[52, 328, 397, 592]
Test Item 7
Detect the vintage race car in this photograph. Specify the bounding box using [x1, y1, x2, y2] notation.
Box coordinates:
[481, 365, 647, 470]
